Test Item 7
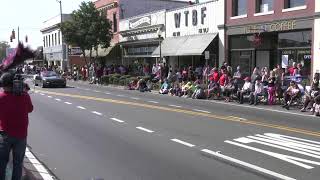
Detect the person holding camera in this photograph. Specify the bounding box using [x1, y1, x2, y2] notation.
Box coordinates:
[0, 72, 33, 180]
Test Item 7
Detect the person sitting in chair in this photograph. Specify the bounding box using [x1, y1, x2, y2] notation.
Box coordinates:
[249, 77, 264, 105]
[237, 77, 252, 104]
[301, 75, 320, 112]
[159, 79, 170, 94]
[282, 81, 301, 110]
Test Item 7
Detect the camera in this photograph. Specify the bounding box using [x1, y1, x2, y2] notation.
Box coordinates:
[12, 74, 25, 96]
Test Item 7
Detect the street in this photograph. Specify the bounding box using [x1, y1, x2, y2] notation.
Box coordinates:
[25, 81, 320, 180]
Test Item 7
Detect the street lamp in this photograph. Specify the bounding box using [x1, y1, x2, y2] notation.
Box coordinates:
[157, 29, 162, 65]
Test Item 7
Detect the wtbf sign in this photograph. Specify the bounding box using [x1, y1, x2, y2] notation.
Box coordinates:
[166, 0, 224, 37]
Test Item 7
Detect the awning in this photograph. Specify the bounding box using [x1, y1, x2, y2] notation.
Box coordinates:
[152, 33, 218, 57]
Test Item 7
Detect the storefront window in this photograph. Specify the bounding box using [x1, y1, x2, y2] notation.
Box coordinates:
[230, 35, 253, 49]
[280, 49, 311, 75]
[278, 31, 311, 48]
[284, 0, 305, 8]
[232, 0, 247, 16]
[256, 0, 273, 13]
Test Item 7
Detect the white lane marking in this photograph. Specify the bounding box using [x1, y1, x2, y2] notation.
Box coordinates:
[40, 93, 45, 96]
[105, 92, 111, 95]
[64, 102, 72, 105]
[25, 148, 55, 180]
[227, 116, 248, 121]
[48, 96, 52, 98]
[110, 118, 125, 123]
[94, 90, 101, 93]
[55, 98, 61, 101]
[77, 106, 86, 110]
[92, 111, 103, 116]
[225, 140, 320, 169]
[136, 127, 154, 133]
[84, 88, 90, 91]
[117, 94, 126, 97]
[208, 100, 314, 118]
[192, 109, 211, 114]
[201, 149, 296, 180]
[171, 139, 195, 147]
[148, 101, 159, 104]
[169, 104, 182, 108]
[130, 97, 140, 100]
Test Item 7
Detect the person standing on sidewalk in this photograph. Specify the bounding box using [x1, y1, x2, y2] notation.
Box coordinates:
[0, 72, 33, 180]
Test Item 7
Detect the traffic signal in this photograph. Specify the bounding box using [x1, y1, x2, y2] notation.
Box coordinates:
[10, 35, 13, 42]
[11, 29, 15, 39]
[25, 35, 28, 43]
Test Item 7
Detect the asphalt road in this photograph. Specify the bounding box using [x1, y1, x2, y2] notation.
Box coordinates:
[26, 80, 320, 180]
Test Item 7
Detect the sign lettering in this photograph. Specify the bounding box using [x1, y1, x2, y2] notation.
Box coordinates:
[245, 20, 297, 34]
[174, 13, 181, 28]
[184, 11, 189, 27]
[173, 7, 207, 28]
[201, 7, 207, 25]
[129, 16, 151, 29]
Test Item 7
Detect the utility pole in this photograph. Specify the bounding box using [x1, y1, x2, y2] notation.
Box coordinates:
[18, 26, 20, 42]
[56, 0, 65, 70]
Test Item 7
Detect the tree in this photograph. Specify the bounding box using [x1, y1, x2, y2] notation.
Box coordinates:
[60, 1, 113, 66]
[0, 41, 10, 61]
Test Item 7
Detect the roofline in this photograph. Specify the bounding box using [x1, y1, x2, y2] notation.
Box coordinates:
[166, 0, 216, 12]
[120, 9, 166, 22]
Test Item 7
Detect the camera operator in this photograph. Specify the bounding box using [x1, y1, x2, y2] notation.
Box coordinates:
[0, 72, 33, 180]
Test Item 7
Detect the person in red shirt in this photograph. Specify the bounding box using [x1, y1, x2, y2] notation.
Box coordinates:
[0, 72, 33, 180]
[288, 62, 297, 76]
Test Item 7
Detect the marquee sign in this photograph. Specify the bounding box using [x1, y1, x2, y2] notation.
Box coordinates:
[129, 16, 151, 29]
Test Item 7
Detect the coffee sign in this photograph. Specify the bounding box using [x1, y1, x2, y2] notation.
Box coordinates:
[246, 20, 297, 34]
[129, 16, 151, 29]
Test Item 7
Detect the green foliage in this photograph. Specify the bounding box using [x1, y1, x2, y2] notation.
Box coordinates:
[60, 1, 113, 63]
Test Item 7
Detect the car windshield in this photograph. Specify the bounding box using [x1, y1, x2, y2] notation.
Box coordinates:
[41, 71, 58, 77]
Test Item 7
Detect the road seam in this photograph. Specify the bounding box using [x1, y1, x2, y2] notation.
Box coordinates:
[136, 127, 154, 133]
[171, 139, 195, 147]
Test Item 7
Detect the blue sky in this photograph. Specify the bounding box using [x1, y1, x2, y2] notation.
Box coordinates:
[0, 0, 207, 49]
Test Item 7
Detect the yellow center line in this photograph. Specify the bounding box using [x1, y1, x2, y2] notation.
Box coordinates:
[37, 90, 320, 137]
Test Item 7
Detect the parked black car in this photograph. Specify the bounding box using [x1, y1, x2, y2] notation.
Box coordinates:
[34, 71, 66, 88]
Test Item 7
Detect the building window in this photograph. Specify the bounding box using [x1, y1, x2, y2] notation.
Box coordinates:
[49, 35, 51, 47]
[232, 0, 247, 16]
[284, 0, 305, 8]
[55, 33, 57, 46]
[46, 36, 48, 47]
[256, 0, 273, 13]
[58, 32, 61, 45]
[113, 12, 117, 32]
[43, 37, 45, 47]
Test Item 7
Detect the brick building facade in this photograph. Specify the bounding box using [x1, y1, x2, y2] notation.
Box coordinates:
[225, 0, 315, 77]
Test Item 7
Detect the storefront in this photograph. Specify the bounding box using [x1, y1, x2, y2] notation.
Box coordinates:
[152, 0, 225, 69]
[119, 10, 165, 66]
[227, 18, 313, 77]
